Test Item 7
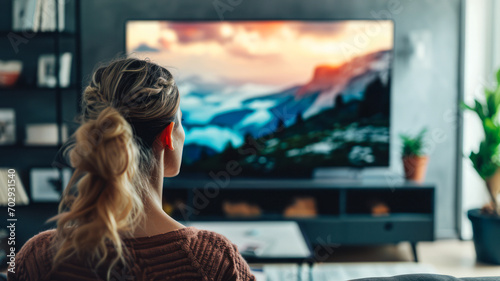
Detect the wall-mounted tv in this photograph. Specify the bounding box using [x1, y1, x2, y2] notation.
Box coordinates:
[126, 20, 394, 178]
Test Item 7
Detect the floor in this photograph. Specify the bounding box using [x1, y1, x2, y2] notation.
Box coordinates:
[419, 240, 500, 277]
[301, 239, 500, 278]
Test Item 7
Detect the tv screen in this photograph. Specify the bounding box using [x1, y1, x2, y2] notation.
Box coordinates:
[126, 20, 393, 178]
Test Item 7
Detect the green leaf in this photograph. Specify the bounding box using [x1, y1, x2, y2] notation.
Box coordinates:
[474, 99, 486, 121]
[461, 102, 474, 112]
[416, 128, 427, 141]
[487, 94, 497, 118]
[495, 86, 500, 109]
[400, 128, 427, 157]
[484, 118, 496, 131]
[463, 68, 500, 196]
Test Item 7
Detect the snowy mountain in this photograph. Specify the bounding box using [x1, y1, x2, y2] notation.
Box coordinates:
[180, 50, 392, 162]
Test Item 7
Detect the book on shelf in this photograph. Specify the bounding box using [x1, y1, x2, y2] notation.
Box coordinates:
[40, 0, 65, 32]
[12, 0, 65, 32]
[59, 52, 72, 86]
[0, 169, 29, 206]
[12, 0, 40, 31]
[25, 123, 68, 146]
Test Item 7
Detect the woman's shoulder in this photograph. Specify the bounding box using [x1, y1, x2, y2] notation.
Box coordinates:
[25, 228, 56, 245]
[125, 226, 255, 280]
[180, 227, 256, 281]
[181, 227, 244, 260]
[7, 229, 56, 281]
[186, 227, 237, 250]
[14, 228, 56, 261]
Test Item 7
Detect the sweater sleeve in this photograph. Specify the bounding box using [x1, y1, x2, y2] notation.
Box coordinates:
[7, 230, 55, 281]
[220, 243, 256, 281]
[185, 230, 256, 281]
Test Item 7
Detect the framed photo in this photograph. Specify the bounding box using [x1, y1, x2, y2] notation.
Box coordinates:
[30, 168, 72, 202]
[0, 108, 16, 145]
[37, 54, 57, 88]
[37, 53, 72, 88]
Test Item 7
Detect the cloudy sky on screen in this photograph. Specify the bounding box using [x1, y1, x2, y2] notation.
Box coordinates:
[126, 21, 393, 88]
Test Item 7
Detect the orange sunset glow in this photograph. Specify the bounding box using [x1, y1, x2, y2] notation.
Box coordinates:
[126, 21, 393, 88]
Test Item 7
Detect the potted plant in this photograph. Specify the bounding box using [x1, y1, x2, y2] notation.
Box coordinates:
[463, 68, 500, 264]
[400, 128, 428, 183]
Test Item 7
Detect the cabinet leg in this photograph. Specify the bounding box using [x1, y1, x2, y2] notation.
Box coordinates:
[410, 242, 419, 262]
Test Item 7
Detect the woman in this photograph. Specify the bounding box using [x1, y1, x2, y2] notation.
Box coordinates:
[8, 58, 256, 281]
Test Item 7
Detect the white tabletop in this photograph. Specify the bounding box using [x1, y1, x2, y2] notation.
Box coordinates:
[185, 221, 311, 259]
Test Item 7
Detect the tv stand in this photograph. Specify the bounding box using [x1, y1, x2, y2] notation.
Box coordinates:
[163, 179, 435, 262]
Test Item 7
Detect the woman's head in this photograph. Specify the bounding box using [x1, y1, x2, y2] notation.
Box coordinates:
[52, 57, 183, 278]
[81, 57, 184, 175]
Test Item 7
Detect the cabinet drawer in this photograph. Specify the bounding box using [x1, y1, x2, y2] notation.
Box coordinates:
[343, 219, 433, 244]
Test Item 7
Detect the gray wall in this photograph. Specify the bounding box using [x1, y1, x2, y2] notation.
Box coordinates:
[81, 0, 462, 238]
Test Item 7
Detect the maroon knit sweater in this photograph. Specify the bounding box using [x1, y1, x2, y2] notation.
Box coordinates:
[7, 227, 256, 281]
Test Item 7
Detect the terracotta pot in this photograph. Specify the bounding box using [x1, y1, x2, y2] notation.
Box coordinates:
[402, 155, 428, 183]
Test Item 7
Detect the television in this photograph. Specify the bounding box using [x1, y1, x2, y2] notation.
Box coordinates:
[126, 20, 394, 178]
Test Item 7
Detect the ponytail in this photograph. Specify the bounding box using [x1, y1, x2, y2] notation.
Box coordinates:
[51, 107, 144, 279]
[49, 57, 180, 280]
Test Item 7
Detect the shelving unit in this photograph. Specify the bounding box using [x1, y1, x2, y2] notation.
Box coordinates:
[163, 178, 435, 262]
[0, 0, 81, 247]
[0, 0, 81, 172]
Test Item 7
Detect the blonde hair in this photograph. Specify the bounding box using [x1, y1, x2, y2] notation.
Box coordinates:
[50, 58, 180, 279]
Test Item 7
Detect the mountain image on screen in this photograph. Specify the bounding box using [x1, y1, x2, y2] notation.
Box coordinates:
[178, 50, 391, 178]
[126, 21, 393, 178]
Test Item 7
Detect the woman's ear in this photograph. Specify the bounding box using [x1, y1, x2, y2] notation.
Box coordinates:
[159, 122, 175, 151]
